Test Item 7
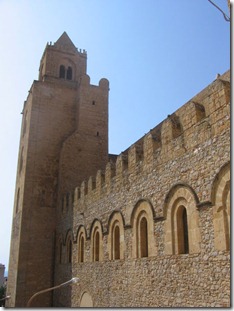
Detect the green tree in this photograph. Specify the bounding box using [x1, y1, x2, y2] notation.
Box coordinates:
[0, 285, 6, 307]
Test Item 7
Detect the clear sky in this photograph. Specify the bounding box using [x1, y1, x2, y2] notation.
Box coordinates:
[0, 0, 230, 272]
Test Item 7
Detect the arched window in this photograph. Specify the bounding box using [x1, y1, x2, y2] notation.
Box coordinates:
[67, 66, 72, 80]
[176, 206, 189, 254]
[90, 221, 103, 262]
[164, 186, 201, 255]
[77, 227, 86, 263]
[94, 231, 100, 261]
[78, 234, 85, 263]
[212, 163, 230, 251]
[59, 65, 65, 78]
[66, 236, 72, 264]
[131, 200, 156, 258]
[108, 213, 125, 260]
[139, 217, 148, 257]
[113, 225, 120, 260]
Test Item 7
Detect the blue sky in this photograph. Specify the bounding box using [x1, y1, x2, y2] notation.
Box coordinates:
[0, 0, 230, 271]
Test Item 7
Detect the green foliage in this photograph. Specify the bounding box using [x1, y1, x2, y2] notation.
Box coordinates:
[0, 285, 6, 307]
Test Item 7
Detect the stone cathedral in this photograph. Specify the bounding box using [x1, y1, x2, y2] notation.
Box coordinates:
[6, 32, 230, 307]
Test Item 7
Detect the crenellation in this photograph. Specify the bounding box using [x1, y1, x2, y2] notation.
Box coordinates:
[96, 169, 105, 192]
[73, 71, 230, 206]
[179, 101, 206, 132]
[80, 73, 90, 86]
[88, 176, 96, 193]
[7, 32, 230, 308]
[168, 113, 182, 138]
[128, 142, 143, 172]
[116, 153, 128, 179]
[160, 113, 182, 149]
[80, 181, 87, 198]
[143, 133, 155, 165]
[105, 161, 116, 191]
[99, 78, 110, 90]
[74, 186, 80, 201]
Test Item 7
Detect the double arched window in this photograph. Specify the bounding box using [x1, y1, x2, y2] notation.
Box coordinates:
[59, 65, 73, 80]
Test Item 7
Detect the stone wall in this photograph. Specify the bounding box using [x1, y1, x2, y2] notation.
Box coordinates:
[54, 71, 230, 307]
[71, 252, 230, 307]
[6, 33, 109, 307]
[7, 31, 230, 308]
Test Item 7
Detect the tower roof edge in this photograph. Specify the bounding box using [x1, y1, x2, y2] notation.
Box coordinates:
[54, 31, 77, 52]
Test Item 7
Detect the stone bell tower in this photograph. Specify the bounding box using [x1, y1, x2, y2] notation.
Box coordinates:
[7, 32, 109, 307]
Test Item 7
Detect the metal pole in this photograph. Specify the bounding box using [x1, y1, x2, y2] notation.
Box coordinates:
[26, 277, 79, 307]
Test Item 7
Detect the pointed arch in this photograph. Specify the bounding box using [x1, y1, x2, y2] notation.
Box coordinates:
[131, 199, 156, 258]
[164, 184, 201, 255]
[211, 162, 230, 251]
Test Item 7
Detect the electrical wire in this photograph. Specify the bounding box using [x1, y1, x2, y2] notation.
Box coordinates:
[208, 0, 230, 22]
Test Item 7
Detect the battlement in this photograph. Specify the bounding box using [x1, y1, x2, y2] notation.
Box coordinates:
[8, 28, 230, 307]
[62, 73, 230, 210]
[47, 41, 87, 55]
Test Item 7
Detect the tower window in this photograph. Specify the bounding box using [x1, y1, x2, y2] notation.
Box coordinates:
[67, 66, 72, 80]
[59, 65, 65, 78]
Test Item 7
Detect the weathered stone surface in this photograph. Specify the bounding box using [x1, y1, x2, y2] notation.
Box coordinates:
[7, 33, 230, 308]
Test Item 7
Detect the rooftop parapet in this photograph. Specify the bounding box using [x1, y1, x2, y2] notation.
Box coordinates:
[72, 72, 230, 206]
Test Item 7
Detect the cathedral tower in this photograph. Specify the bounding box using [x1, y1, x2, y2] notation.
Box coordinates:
[7, 32, 109, 307]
